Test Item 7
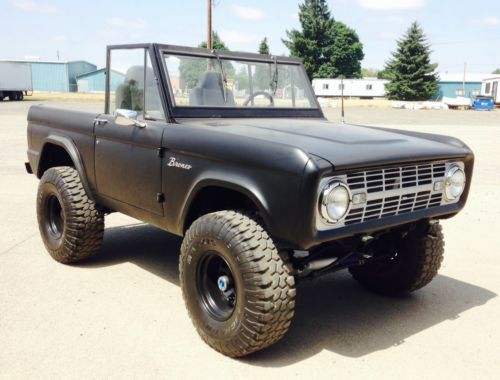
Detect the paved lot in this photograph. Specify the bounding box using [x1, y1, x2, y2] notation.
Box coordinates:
[1, 100, 499, 379]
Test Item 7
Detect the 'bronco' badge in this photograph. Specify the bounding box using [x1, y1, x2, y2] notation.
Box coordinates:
[168, 157, 192, 170]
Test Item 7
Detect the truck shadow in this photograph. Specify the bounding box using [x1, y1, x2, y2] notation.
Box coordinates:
[82, 223, 496, 365]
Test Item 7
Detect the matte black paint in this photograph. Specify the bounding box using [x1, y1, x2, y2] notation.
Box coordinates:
[26, 44, 474, 250]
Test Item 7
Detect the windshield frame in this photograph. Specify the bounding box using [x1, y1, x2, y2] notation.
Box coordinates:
[154, 43, 324, 119]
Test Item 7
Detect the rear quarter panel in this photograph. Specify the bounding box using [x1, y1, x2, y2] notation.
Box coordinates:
[27, 105, 99, 192]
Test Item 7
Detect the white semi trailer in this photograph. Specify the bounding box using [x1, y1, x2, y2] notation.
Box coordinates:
[0, 61, 32, 101]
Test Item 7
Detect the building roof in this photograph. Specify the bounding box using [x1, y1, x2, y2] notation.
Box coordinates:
[76, 68, 106, 79]
[76, 68, 124, 79]
[483, 76, 500, 81]
[0, 59, 96, 66]
[438, 72, 490, 83]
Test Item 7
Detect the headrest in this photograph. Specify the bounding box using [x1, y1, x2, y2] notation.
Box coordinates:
[198, 71, 223, 90]
[124, 66, 155, 86]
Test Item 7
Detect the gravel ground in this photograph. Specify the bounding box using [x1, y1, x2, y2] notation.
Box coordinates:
[1, 100, 499, 379]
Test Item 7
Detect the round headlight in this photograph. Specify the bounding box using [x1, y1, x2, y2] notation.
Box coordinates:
[320, 182, 351, 223]
[444, 166, 466, 201]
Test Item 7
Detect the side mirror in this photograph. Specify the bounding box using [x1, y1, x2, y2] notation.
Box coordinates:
[114, 109, 147, 128]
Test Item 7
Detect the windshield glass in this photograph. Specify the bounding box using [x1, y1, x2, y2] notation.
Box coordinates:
[164, 54, 317, 109]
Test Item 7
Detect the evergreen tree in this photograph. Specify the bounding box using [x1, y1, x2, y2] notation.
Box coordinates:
[200, 31, 229, 50]
[492, 68, 500, 75]
[283, 0, 363, 80]
[258, 37, 270, 55]
[384, 22, 439, 100]
[253, 38, 272, 90]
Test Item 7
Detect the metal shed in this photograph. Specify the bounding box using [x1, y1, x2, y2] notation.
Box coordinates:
[76, 69, 125, 93]
[436, 73, 489, 99]
[67, 61, 97, 92]
[0, 59, 96, 92]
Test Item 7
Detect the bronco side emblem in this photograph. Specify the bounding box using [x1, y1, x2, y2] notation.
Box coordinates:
[168, 157, 192, 170]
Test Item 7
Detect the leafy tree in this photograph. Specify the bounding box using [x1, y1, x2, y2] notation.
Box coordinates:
[258, 37, 270, 55]
[377, 68, 394, 80]
[283, 0, 364, 79]
[235, 66, 250, 92]
[178, 57, 206, 90]
[361, 68, 379, 78]
[384, 22, 439, 100]
[492, 68, 500, 75]
[179, 31, 231, 90]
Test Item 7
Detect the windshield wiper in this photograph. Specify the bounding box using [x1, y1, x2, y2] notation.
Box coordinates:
[213, 50, 228, 103]
[270, 56, 278, 95]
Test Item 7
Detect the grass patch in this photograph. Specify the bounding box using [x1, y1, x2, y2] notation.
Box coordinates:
[28, 92, 105, 102]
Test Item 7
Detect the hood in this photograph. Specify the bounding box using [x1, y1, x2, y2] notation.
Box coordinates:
[180, 118, 470, 170]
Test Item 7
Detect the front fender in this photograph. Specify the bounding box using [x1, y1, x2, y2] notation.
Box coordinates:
[178, 174, 271, 233]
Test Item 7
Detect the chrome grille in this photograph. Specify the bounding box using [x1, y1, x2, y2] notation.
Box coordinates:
[344, 162, 446, 225]
[346, 162, 446, 193]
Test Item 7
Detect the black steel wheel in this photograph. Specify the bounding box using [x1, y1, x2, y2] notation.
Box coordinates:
[44, 194, 65, 240]
[180, 211, 296, 357]
[37, 166, 104, 263]
[196, 251, 237, 321]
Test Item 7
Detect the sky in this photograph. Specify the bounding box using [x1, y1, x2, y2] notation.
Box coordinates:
[1, 0, 499, 74]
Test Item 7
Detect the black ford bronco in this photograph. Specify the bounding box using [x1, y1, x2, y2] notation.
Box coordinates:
[26, 44, 474, 357]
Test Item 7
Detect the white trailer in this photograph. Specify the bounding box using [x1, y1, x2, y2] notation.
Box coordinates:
[481, 76, 500, 104]
[312, 77, 389, 98]
[0, 61, 33, 101]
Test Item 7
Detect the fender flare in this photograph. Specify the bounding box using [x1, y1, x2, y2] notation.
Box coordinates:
[38, 134, 95, 201]
[179, 175, 271, 233]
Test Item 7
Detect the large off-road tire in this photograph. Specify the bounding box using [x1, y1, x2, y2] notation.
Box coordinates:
[349, 221, 444, 296]
[37, 166, 104, 264]
[180, 211, 296, 357]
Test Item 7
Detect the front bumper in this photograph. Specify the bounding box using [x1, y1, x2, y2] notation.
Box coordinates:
[314, 201, 461, 244]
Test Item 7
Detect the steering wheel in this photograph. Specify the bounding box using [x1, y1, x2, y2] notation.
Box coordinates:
[242, 91, 274, 107]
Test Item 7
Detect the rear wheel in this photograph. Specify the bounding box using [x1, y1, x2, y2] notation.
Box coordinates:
[180, 211, 296, 357]
[349, 221, 444, 296]
[37, 166, 104, 263]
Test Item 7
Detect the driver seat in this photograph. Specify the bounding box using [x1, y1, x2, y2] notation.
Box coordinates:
[189, 71, 235, 106]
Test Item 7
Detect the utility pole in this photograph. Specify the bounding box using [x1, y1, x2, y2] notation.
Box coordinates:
[340, 75, 345, 122]
[207, 0, 212, 50]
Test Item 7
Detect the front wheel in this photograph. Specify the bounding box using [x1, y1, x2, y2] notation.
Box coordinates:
[180, 211, 296, 357]
[349, 221, 444, 296]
